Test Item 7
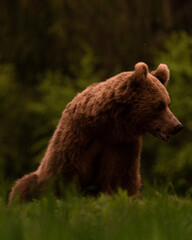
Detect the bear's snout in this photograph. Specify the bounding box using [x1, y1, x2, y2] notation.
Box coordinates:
[171, 124, 183, 135]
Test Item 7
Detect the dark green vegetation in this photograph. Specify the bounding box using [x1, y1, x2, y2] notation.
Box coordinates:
[1, 191, 192, 240]
[0, 1, 192, 195]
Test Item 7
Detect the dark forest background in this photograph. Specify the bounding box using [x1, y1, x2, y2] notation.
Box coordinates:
[0, 0, 192, 195]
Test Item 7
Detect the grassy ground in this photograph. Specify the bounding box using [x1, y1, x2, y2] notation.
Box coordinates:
[0, 190, 192, 240]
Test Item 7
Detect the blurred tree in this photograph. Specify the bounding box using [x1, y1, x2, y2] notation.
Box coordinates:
[1, 0, 191, 85]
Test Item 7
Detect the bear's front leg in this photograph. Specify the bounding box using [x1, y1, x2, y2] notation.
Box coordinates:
[97, 139, 142, 196]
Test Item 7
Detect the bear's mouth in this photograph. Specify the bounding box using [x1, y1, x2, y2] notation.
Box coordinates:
[156, 129, 170, 142]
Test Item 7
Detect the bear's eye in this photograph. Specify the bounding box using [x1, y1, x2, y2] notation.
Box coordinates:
[156, 101, 165, 111]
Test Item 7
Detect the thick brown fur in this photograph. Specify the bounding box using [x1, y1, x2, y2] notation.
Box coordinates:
[8, 62, 183, 205]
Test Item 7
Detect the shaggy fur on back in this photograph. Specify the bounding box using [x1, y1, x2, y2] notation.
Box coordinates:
[8, 62, 183, 204]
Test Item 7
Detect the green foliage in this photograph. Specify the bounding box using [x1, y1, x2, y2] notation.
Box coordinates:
[1, 192, 192, 240]
[143, 32, 192, 194]
[0, 63, 31, 178]
[1, 0, 190, 83]
[29, 48, 100, 163]
[0, 50, 99, 183]
[156, 31, 192, 123]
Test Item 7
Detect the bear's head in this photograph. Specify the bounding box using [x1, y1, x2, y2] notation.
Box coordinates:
[128, 62, 183, 142]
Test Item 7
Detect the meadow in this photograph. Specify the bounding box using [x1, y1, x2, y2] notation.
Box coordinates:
[0, 190, 192, 240]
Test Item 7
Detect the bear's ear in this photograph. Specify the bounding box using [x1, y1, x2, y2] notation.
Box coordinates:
[134, 62, 149, 80]
[151, 64, 170, 86]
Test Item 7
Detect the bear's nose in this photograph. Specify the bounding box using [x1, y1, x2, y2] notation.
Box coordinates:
[172, 124, 183, 135]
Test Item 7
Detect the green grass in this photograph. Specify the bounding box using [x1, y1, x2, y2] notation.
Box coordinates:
[0, 190, 192, 240]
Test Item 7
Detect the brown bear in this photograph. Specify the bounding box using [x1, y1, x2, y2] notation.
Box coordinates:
[8, 62, 183, 204]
